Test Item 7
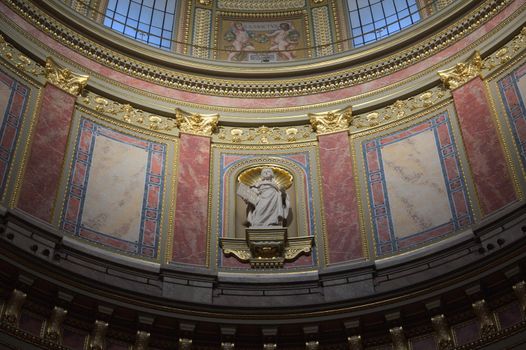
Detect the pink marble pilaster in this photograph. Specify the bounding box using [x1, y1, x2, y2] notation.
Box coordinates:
[17, 84, 76, 222]
[318, 131, 363, 264]
[171, 133, 211, 266]
[452, 77, 516, 216]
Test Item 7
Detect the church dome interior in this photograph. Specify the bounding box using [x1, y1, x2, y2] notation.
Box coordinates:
[0, 0, 525, 349]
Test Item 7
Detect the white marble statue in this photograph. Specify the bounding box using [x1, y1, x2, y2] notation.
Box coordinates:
[237, 167, 290, 227]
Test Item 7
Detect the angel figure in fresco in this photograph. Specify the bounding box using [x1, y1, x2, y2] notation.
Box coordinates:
[226, 22, 256, 61]
[237, 167, 290, 227]
[265, 23, 299, 61]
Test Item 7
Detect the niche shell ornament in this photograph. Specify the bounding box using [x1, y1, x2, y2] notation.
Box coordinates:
[221, 165, 313, 268]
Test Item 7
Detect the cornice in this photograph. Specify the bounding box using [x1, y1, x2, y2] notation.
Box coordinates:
[0, 0, 520, 98]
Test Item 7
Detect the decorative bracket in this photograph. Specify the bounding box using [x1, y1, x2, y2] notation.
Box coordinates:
[220, 228, 313, 268]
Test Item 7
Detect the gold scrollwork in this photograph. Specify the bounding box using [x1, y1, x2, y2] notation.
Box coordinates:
[217, 125, 313, 144]
[175, 108, 219, 136]
[352, 87, 447, 130]
[309, 106, 352, 134]
[44, 57, 89, 96]
[438, 51, 483, 90]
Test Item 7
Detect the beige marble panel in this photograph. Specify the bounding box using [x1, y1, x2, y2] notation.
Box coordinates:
[81, 135, 147, 241]
[0, 80, 12, 126]
[382, 129, 451, 238]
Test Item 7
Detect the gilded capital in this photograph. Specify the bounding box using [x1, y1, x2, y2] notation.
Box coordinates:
[438, 51, 483, 90]
[175, 108, 219, 136]
[513, 281, 526, 313]
[309, 106, 352, 135]
[45, 57, 89, 96]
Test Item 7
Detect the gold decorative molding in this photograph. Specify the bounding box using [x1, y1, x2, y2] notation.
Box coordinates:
[216, 125, 315, 144]
[44, 57, 89, 96]
[81, 93, 177, 134]
[438, 51, 483, 90]
[312, 6, 333, 56]
[352, 87, 447, 130]
[44, 306, 68, 342]
[2, 0, 517, 98]
[2, 289, 26, 325]
[347, 335, 363, 350]
[133, 330, 150, 350]
[175, 108, 219, 136]
[220, 228, 313, 268]
[238, 165, 293, 190]
[431, 314, 454, 350]
[217, 0, 306, 10]
[309, 106, 352, 135]
[472, 299, 498, 337]
[88, 320, 108, 350]
[263, 343, 277, 350]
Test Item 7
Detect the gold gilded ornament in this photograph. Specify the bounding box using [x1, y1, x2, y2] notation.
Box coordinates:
[44, 57, 89, 96]
[175, 108, 219, 136]
[309, 106, 352, 134]
[438, 51, 483, 90]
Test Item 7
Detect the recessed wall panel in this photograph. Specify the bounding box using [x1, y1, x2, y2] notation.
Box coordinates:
[62, 119, 166, 258]
[363, 112, 472, 256]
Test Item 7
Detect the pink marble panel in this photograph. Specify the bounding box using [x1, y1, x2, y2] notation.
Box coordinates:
[0, 0, 522, 109]
[172, 133, 211, 265]
[17, 84, 76, 222]
[452, 78, 517, 216]
[319, 131, 363, 264]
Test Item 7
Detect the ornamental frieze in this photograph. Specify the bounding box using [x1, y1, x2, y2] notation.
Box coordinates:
[0, 0, 518, 98]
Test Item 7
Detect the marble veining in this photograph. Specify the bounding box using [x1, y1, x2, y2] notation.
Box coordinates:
[18, 84, 75, 221]
[62, 119, 165, 258]
[364, 113, 472, 255]
[453, 77, 516, 216]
